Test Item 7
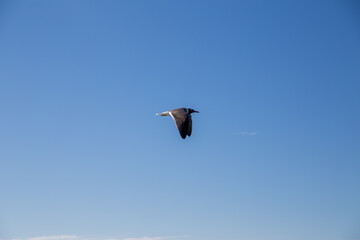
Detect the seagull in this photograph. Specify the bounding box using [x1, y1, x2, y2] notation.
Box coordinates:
[156, 107, 199, 139]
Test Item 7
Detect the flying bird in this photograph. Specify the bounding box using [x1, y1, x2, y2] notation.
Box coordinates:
[156, 107, 199, 139]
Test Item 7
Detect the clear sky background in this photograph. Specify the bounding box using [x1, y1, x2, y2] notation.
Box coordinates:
[1, 1, 360, 240]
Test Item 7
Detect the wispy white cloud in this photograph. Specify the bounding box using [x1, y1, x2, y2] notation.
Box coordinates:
[10, 236, 79, 240]
[27, 236, 79, 240]
[123, 237, 187, 240]
[9, 235, 187, 240]
[233, 131, 257, 136]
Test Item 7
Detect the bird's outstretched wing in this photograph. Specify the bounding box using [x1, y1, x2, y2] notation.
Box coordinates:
[169, 109, 190, 139]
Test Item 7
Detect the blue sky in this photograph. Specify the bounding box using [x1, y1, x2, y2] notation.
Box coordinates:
[1, 1, 360, 240]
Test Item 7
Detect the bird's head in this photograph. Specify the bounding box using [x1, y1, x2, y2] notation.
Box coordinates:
[189, 108, 199, 114]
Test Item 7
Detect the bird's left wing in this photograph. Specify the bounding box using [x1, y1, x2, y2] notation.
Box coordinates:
[187, 115, 192, 137]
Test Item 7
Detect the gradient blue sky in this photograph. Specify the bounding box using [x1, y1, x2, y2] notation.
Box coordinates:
[1, 1, 360, 240]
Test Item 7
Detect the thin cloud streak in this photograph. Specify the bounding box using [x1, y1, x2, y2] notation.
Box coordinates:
[9, 235, 187, 240]
[27, 236, 79, 240]
[123, 236, 187, 240]
[233, 131, 257, 136]
[10, 236, 79, 240]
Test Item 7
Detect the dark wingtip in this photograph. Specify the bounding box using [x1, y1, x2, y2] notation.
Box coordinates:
[180, 133, 187, 139]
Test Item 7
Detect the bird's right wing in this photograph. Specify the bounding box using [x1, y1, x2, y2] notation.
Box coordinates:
[169, 111, 189, 139]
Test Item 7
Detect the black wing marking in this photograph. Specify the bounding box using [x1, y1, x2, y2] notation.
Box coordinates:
[187, 115, 192, 137]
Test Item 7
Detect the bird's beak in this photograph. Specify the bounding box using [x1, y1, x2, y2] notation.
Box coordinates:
[194, 111, 199, 113]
